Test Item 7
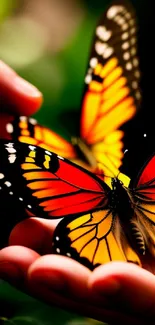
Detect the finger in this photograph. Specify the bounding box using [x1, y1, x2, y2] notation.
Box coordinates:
[0, 245, 39, 287]
[0, 60, 43, 115]
[9, 218, 60, 254]
[89, 262, 155, 322]
[28, 256, 147, 325]
[28, 254, 91, 300]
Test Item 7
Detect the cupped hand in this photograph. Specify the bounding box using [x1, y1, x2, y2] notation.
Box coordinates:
[0, 60, 155, 325]
[0, 218, 155, 325]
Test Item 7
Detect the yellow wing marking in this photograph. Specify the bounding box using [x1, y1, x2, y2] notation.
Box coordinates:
[67, 210, 140, 266]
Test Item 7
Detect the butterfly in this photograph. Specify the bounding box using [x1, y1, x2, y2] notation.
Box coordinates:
[0, 0, 141, 183]
[0, 139, 155, 270]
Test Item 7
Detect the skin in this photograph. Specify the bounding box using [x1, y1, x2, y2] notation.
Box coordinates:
[0, 60, 155, 325]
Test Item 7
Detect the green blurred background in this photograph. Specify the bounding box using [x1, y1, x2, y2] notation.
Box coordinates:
[0, 0, 154, 324]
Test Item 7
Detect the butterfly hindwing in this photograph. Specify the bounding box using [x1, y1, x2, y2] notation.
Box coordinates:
[52, 209, 141, 270]
[129, 153, 155, 255]
[0, 113, 76, 159]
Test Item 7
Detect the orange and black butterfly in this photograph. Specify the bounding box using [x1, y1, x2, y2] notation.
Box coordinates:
[0, 139, 155, 270]
[0, 0, 141, 181]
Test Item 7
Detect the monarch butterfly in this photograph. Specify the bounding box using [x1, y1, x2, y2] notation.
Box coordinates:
[0, 0, 141, 183]
[0, 139, 155, 270]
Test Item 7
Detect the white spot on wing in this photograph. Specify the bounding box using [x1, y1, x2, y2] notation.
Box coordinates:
[122, 23, 128, 31]
[132, 81, 138, 89]
[122, 42, 129, 50]
[95, 41, 107, 55]
[126, 62, 132, 70]
[27, 204, 32, 209]
[125, 13, 131, 20]
[122, 32, 129, 40]
[89, 57, 98, 68]
[103, 47, 113, 58]
[55, 236, 59, 241]
[0, 173, 4, 179]
[123, 52, 130, 60]
[131, 37, 136, 45]
[56, 248, 60, 253]
[19, 197, 23, 201]
[107, 6, 121, 19]
[96, 25, 112, 41]
[45, 150, 52, 156]
[5, 181, 11, 187]
[20, 116, 27, 122]
[57, 155, 64, 160]
[9, 191, 13, 195]
[130, 27, 136, 35]
[135, 70, 140, 78]
[6, 147, 16, 154]
[85, 75, 92, 84]
[6, 123, 14, 134]
[133, 58, 139, 67]
[29, 118, 37, 125]
[131, 47, 136, 56]
[9, 154, 16, 164]
[135, 91, 141, 100]
[29, 145, 36, 151]
[6, 143, 14, 148]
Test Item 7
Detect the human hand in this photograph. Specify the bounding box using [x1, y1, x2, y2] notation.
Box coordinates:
[0, 60, 155, 325]
[0, 218, 155, 325]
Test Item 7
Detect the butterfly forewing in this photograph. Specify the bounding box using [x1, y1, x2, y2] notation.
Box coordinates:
[0, 140, 109, 219]
[80, 0, 141, 178]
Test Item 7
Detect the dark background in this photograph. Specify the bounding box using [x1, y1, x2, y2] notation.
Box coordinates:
[0, 1, 155, 324]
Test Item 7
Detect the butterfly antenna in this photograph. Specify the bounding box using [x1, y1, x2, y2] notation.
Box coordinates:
[116, 148, 129, 179]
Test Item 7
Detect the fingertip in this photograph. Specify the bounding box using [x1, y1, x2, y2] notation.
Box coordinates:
[89, 261, 155, 312]
[28, 254, 91, 299]
[0, 245, 39, 266]
[0, 246, 39, 284]
[0, 60, 43, 115]
[9, 218, 58, 254]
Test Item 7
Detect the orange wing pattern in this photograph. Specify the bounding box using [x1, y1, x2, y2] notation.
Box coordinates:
[129, 154, 155, 256]
[0, 140, 108, 218]
[52, 210, 140, 270]
[0, 1, 141, 182]
[80, 0, 141, 177]
[0, 113, 76, 159]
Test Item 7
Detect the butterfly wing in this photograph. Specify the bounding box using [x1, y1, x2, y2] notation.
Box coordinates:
[0, 140, 109, 219]
[130, 153, 155, 256]
[52, 209, 140, 270]
[0, 113, 76, 159]
[0, 140, 141, 268]
[80, 0, 141, 176]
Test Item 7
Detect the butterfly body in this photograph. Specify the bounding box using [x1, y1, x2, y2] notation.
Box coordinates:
[1, 139, 155, 269]
[110, 177, 146, 255]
